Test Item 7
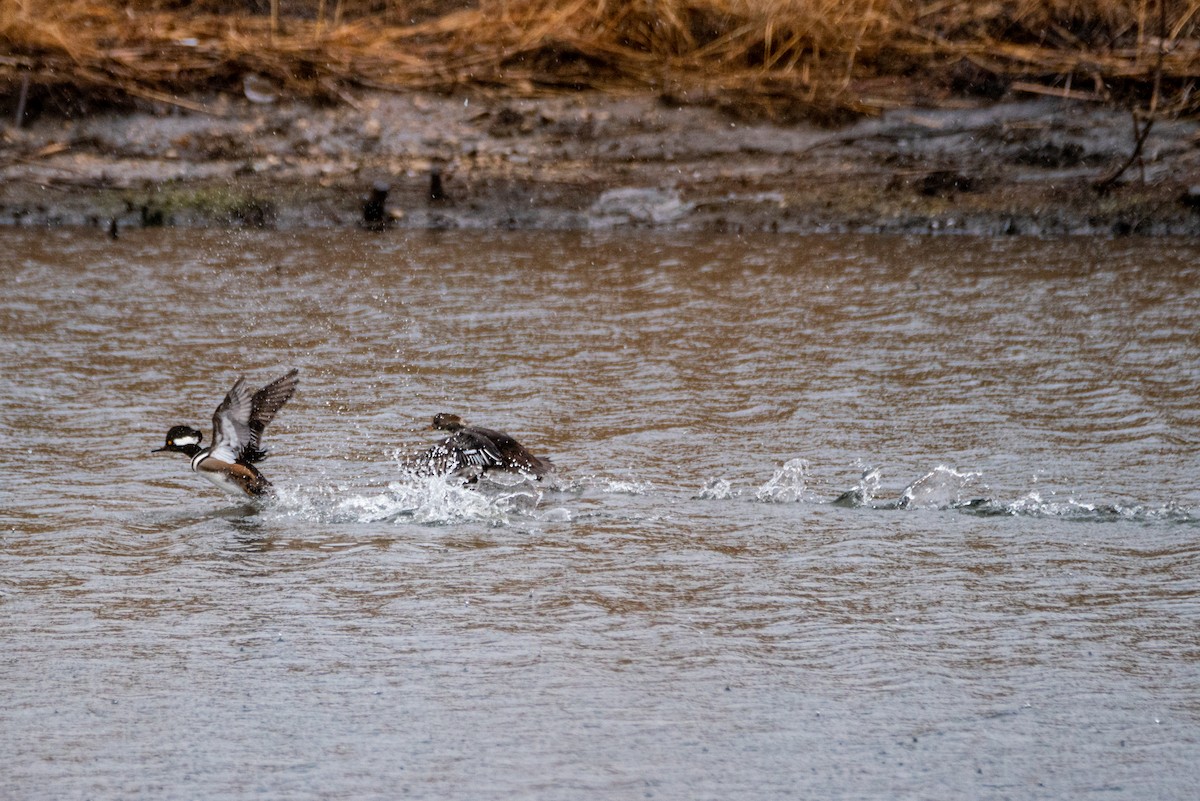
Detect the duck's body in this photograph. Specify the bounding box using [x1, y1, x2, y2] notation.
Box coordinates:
[154, 369, 299, 499]
[406, 413, 553, 481]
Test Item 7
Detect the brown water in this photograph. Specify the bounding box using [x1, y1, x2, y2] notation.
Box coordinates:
[2, 229, 1199, 800]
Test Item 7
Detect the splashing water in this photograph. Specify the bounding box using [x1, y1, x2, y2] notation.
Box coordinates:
[755, 458, 809, 503]
[897, 465, 983, 510]
[832, 465, 882, 508]
[267, 475, 525, 526]
[379, 477, 518, 525]
[266, 462, 1199, 528]
[983, 492, 1200, 524]
[697, 477, 736, 500]
[566, 476, 656, 495]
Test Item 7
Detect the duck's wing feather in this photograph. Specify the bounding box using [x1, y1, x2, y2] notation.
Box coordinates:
[404, 430, 505, 476]
[244, 369, 299, 462]
[469, 426, 553, 476]
[436, 429, 501, 472]
[209, 377, 254, 464]
[448, 429, 506, 468]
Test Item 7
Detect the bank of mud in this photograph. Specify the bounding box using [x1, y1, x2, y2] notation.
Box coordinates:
[3, 90, 1200, 235]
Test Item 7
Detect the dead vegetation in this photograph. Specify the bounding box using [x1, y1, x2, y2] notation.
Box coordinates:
[1, 0, 1198, 124]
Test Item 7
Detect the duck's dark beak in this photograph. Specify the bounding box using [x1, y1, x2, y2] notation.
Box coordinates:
[152, 445, 170, 453]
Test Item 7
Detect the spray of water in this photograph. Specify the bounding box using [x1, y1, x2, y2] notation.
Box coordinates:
[262, 460, 1197, 528]
[898, 465, 984, 510]
[754, 458, 809, 503]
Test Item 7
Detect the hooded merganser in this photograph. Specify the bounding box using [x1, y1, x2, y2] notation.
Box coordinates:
[153, 369, 300, 498]
[405, 412, 553, 481]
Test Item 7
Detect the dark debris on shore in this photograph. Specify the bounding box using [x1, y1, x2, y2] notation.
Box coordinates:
[3, 88, 1199, 236]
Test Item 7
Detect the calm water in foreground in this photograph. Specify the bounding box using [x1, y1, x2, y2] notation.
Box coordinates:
[2, 229, 1199, 800]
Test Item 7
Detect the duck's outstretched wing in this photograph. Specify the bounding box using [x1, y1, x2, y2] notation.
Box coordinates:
[209, 377, 254, 464]
[404, 429, 505, 477]
[244, 369, 299, 463]
[447, 429, 506, 469]
[470, 425, 554, 477]
[209, 370, 299, 465]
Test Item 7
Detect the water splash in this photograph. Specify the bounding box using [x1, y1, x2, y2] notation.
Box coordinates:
[564, 475, 655, 495]
[697, 477, 737, 500]
[376, 477, 516, 525]
[898, 465, 983, 510]
[266, 475, 529, 526]
[967, 492, 1200, 524]
[755, 458, 809, 503]
[832, 466, 882, 508]
[263, 462, 1199, 528]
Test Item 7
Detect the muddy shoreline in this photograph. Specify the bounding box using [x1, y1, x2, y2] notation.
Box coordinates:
[3, 90, 1200, 235]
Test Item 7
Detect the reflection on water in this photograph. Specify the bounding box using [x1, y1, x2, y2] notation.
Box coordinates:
[2, 228, 1200, 800]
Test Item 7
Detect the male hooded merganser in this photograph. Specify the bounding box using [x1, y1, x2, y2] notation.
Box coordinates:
[153, 369, 299, 498]
[405, 412, 553, 481]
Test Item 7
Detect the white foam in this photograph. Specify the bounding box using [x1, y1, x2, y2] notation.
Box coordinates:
[265, 475, 529, 526]
[382, 476, 511, 525]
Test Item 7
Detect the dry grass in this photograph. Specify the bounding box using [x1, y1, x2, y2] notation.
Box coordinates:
[2, 0, 1198, 122]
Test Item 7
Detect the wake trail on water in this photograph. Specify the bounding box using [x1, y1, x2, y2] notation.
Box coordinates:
[263, 469, 689, 526]
[249, 457, 1197, 528]
[700, 459, 1200, 526]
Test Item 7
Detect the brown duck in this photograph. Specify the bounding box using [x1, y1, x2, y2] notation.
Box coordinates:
[406, 413, 553, 481]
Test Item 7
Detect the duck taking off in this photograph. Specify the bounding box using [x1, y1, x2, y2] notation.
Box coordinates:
[153, 369, 300, 498]
[405, 413, 553, 482]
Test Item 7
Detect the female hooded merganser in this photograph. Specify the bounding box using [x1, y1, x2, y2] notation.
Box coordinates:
[406, 412, 553, 481]
[153, 369, 299, 498]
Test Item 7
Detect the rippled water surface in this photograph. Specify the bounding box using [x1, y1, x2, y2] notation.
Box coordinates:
[3, 229, 1199, 799]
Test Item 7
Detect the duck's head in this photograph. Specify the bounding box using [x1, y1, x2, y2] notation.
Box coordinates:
[431, 413, 465, 432]
[153, 425, 203, 455]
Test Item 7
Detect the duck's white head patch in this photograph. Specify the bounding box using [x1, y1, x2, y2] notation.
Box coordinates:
[171, 435, 200, 447]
